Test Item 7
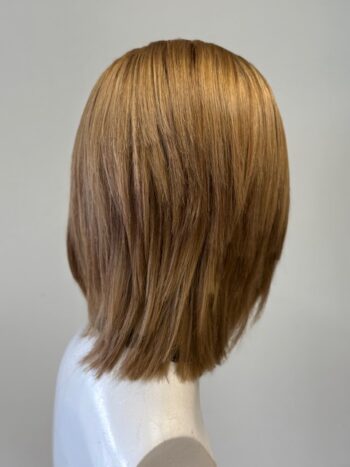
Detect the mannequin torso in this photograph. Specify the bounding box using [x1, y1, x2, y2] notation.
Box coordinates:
[53, 328, 217, 467]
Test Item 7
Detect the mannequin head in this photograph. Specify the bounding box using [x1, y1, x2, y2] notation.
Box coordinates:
[66, 38, 290, 382]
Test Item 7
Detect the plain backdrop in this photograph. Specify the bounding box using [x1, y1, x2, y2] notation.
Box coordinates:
[0, 1, 349, 466]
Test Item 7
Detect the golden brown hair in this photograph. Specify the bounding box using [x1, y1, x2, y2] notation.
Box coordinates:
[66, 38, 290, 382]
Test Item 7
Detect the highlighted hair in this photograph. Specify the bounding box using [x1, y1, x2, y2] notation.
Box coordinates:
[66, 38, 290, 381]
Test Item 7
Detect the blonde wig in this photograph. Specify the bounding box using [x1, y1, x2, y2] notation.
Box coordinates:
[66, 38, 290, 382]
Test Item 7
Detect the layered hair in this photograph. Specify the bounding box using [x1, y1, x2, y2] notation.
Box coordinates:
[66, 38, 290, 382]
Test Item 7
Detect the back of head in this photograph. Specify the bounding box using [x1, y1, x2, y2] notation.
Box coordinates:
[66, 38, 290, 382]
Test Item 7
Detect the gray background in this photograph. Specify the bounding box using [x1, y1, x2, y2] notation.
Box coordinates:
[1, 1, 349, 466]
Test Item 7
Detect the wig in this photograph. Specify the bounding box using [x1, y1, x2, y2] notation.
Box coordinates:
[66, 38, 290, 382]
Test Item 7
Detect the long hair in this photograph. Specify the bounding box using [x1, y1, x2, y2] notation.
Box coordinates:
[66, 38, 290, 382]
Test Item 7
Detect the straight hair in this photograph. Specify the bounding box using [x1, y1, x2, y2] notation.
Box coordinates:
[66, 38, 290, 382]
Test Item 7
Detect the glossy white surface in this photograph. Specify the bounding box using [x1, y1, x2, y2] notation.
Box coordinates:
[53, 329, 216, 467]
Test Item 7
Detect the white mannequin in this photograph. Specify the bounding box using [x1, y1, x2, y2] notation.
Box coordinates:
[53, 326, 217, 467]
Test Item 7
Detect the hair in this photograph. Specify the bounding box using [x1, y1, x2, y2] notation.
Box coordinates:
[66, 38, 290, 382]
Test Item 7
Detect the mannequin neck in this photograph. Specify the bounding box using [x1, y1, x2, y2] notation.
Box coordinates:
[106, 358, 215, 465]
[110, 360, 203, 432]
[53, 329, 216, 466]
